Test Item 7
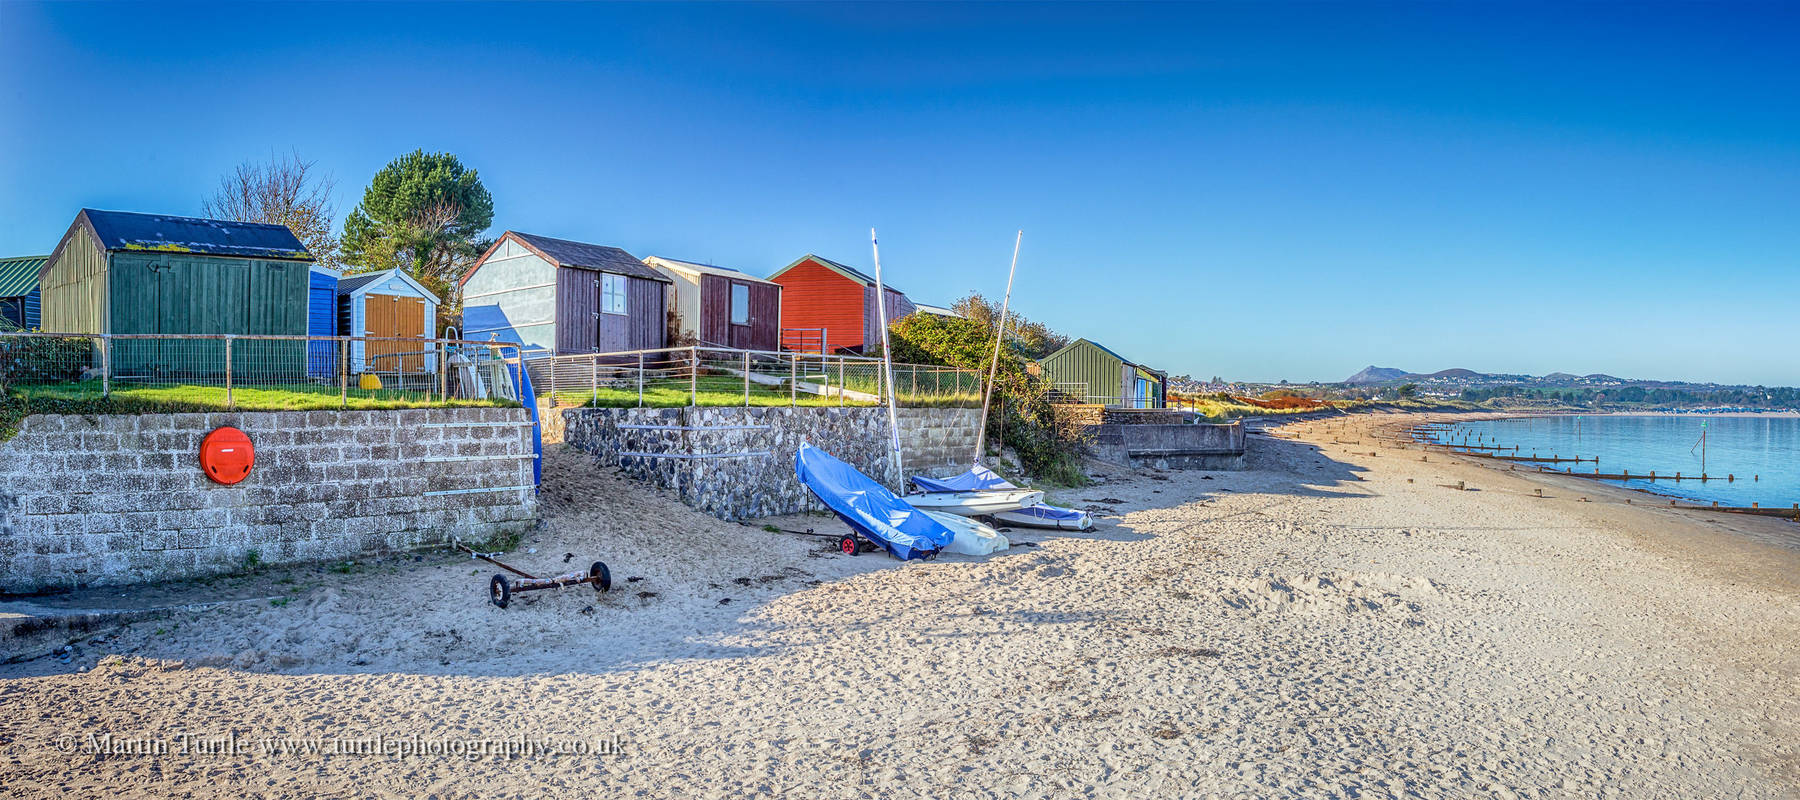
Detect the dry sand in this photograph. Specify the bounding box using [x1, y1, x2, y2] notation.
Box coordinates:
[2, 413, 1798, 799]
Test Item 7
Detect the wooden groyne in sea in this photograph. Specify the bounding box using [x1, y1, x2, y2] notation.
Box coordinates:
[1387, 419, 1798, 523]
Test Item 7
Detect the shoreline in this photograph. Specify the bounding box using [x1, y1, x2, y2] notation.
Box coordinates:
[1410, 414, 1800, 517]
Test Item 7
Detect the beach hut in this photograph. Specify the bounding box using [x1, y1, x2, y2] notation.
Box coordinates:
[307, 264, 340, 378]
[0, 255, 46, 330]
[35, 209, 313, 378]
[1037, 338, 1167, 408]
[642, 256, 782, 350]
[460, 231, 670, 357]
[767, 254, 916, 354]
[336, 269, 438, 374]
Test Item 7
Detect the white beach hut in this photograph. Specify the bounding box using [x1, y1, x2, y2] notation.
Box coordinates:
[337, 269, 440, 374]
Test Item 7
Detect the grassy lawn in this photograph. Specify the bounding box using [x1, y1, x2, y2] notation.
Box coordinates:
[11, 382, 515, 411]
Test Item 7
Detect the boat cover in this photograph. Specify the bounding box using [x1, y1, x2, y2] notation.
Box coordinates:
[910, 465, 1012, 493]
[912, 467, 1092, 528]
[796, 444, 954, 560]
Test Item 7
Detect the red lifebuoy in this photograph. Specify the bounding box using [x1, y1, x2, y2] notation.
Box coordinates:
[200, 427, 255, 485]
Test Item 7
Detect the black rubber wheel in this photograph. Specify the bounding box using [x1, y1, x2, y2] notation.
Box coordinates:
[589, 561, 612, 593]
[489, 574, 511, 609]
[839, 536, 859, 556]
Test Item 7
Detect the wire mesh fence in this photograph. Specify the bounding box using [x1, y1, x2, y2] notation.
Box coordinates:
[527, 346, 984, 408]
[0, 332, 524, 409]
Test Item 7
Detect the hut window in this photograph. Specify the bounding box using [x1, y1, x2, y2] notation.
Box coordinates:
[730, 283, 750, 325]
[601, 274, 626, 315]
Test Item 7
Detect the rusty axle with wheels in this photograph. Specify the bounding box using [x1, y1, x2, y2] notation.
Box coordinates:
[455, 540, 612, 609]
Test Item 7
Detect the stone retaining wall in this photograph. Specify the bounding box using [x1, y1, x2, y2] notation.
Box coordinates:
[0, 408, 538, 593]
[562, 406, 979, 520]
[1087, 420, 1248, 470]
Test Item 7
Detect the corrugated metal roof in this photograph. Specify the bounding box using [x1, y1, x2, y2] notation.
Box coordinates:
[81, 209, 313, 261]
[0, 255, 48, 298]
[509, 231, 671, 283]
[335, 271, 389, 295]
[643, 256, 779, 285]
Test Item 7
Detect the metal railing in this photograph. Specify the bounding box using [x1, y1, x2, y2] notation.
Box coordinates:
[0, 331, 523, 408]
[780, 327, 829, 354]
[1047, 390, 1170, 410]
[527, 345, 982, 408]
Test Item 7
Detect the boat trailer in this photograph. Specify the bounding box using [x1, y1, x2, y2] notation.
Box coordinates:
[455, 540, 612, 608]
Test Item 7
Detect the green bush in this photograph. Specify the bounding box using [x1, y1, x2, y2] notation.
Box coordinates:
[0, 336, 94, 390]
[887, 304, 1088, 486]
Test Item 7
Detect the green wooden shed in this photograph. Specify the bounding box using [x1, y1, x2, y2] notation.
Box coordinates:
[37, 209, 314, 379]
[1036, 338, 1167, 408]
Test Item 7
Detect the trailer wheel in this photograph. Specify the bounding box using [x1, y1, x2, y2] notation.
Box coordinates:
[489, 574, 511, 609]
[839, 536, 859, 556]
[589, 561, 612, 593]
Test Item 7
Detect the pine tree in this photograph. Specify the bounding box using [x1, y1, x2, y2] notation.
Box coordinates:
[340, 150, 494, 309]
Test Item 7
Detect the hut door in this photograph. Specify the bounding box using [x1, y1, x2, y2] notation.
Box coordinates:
[365, 295, 426, 372]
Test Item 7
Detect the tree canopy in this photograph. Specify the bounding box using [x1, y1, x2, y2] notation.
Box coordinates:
[340, 150, 494, 302]
[202, 151, 340, 270]
[950, 293, 1070, 360]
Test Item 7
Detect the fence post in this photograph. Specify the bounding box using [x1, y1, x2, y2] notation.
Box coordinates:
[547, 357, 557, 407]
[743, 350, 750, 407]
[592, 354, 599, 405]
[839, 358, 846, 407]
[438, 340, 448, 400]
[98, 336, 110, 399]
[790, 354, 797, 406]
[339, 338, 348, 408]
[689, 347, 698, 407]
[223, 335, 234, 410]
[637, 352, 645, 407]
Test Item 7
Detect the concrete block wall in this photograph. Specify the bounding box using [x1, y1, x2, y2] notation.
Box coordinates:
[1087, 420, 1248, 470]
[562, 406, 979, 520]
[0, 408, 538, 593]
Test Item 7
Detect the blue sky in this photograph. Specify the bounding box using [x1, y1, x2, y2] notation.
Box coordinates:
[2, 2, 1797, 385]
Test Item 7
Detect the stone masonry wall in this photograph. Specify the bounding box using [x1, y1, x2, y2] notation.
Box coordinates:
[0, 408, 538, 593]
[562, 406, 979, 520]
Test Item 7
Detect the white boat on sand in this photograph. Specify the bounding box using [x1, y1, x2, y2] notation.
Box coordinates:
[903, 488, 1044, 517]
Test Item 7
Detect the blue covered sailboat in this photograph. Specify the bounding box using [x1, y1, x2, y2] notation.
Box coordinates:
[795, 444, 956, 560]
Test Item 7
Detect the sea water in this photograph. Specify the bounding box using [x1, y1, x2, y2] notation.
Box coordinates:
[1435, 415, 1800, 509]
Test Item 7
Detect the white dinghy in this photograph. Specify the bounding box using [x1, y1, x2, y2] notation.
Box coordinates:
[904, 486, 1044, 517]
[921, 510, 1010, 556]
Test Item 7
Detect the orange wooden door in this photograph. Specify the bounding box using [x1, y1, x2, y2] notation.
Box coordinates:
[364, 295, 426, 372]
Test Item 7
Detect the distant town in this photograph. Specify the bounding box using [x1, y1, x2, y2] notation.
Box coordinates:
[1169, 365, 1800, 412]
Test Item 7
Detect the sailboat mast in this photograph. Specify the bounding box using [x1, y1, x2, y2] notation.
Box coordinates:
[973, 230, 1022, 466]
[870, 229, 904, 483]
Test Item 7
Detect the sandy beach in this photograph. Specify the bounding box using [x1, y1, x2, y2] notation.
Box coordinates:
[3, 412, 1798, 799]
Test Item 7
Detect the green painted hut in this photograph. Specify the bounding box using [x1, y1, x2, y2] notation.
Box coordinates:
[0, 255, 47, 330]
[1036, 338, 1167, 409]
[37, 209, 314, 379]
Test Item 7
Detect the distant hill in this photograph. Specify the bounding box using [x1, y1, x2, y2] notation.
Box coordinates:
[1422, 368, 1479, 379]
[1543, 372, 1580, 381]
[1344, 366, 1412, 384]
